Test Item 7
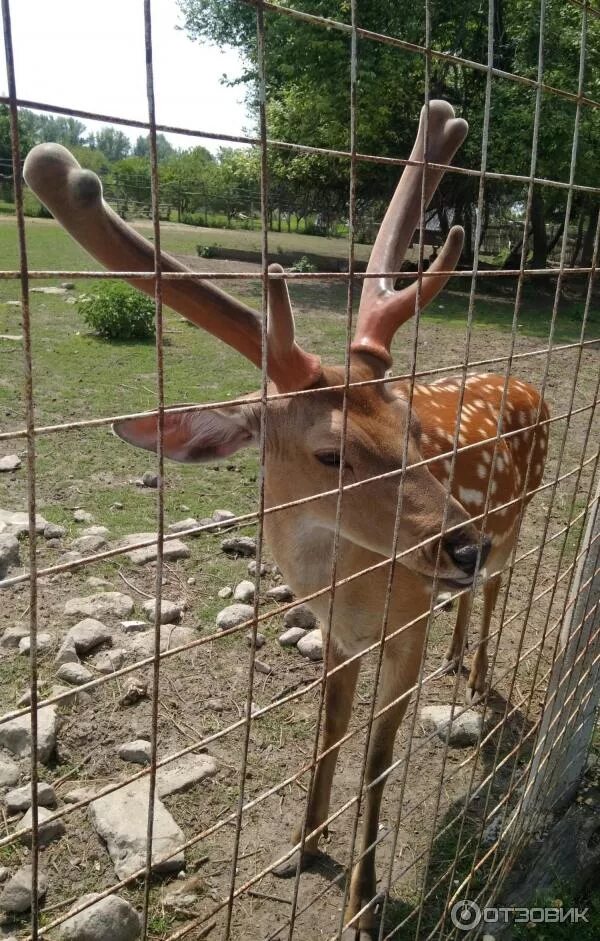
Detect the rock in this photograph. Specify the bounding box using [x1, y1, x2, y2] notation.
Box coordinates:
[297, 628, 323, 661]
[157, 754, 217, 798]
[234, 580, 255, 603]
[267, 585, 295, 602]
[0, 509, 47, 537]
[420, 705, 484, 746]
[162, 873, 206, 909]
[0, 534, 19, 579]
[58, 893, 141, 941]
[120, 533, 190, 565]
[0, 755, 20, 787]
[246, 631, 265, 649]
[221, 536, 256, 557]
[216, 604, 254, 631]
[73, 509, 94, 523]
[17, 682, 44, 707]
[247, 560, 269, 576]
[127, 624, 197, 657]
[61, 282, 75, 290]
[31, 285, 68, 295]
[254, 659, 272, 675]
[217, 587, 232, 600]
[212, 509, 236, 529]
[0, 455, 21, 472]
[20, 805, 65, 846]
[205, 698, 224, 713]
[61, 618, 112, 657]
[0, 706, 57, 763]
[141, 471, 158, 488]
[278, 626, 307, 647]
[120, 620, 148, 634]
[167, 518, 198, 535]
[111, 502, 123, 511]
[142, 598, 182, 624]
[86, 577, 112, 590]
[118, 740, 151, 765]
[187, 576, 196, 585]
[18, 633, 52, 656]
[44, 522, 66, 540]
[119, 677, 148, 707]
[64, 786, 97, 804]
[56, 662, 94, 686]
[0, 865, 47, 913]
[0, 866, 7, 882]
[284, 604, 317, 631]
[94, 648, 126, 674]
[5, 781, 56, 814]
[89, 780, 185, 878]
[52, 683, 92, 708]
[0, 624, 30, 650]
[70, 534, 108, 554]
[481, 814, 503, 847]
[64, 593, 134, 620]
[81, 525, 109, 539]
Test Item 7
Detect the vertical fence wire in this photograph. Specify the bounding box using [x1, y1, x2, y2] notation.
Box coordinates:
[140, 1, 167, 936]
[1, 1, 40, 938]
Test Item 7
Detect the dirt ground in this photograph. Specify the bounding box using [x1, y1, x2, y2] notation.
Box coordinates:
[0, 293, 599, 941]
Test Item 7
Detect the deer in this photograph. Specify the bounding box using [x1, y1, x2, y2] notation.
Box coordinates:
[24, 101, 549, 940]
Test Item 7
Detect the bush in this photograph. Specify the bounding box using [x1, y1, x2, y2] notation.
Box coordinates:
[196, 243, 220, 259]
[77, 282, 156, 341]
[290, 255, 317, 273]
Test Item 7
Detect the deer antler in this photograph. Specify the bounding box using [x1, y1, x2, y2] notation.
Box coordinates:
[352, 100, 468, 368]
[23, 144, 322, 393]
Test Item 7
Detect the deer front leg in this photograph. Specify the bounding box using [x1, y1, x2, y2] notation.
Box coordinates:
[343, 621, 426, 940]
[442, 592, 471, 673]
[273, 641, 360, 878]
[466, 574, 501, 704]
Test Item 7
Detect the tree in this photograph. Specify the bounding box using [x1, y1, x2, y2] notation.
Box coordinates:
[88, 127, 131, 162]
[133, 133, 177, 162]
[35, 114, 87, 147]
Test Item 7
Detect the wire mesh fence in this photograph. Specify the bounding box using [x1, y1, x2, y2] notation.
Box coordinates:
[0, 1, 599, 940]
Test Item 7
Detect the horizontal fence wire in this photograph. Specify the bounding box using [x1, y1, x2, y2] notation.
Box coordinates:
[1, 0, 599, 939]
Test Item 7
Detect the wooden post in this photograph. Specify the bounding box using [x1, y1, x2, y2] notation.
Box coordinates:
[524, 479, 600, 814]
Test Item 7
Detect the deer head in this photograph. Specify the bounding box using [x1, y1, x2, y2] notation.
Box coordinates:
[24, 100, 487, 589]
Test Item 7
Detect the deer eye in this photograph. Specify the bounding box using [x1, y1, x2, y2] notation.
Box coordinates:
[316, 451, 341, 467]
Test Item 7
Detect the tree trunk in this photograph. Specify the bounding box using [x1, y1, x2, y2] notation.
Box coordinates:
[581, 204, 599, 267]
[570, 210, 586, 267]
[530, 190, 548, 268]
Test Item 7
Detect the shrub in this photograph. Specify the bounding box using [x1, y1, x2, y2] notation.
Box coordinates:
[290, 255, 317, 273]
[196, 243, 220, 259]
[77, 282, 156, 341]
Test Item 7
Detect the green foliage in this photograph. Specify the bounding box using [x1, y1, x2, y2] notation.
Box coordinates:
[196, 242, 220, 258]
[290, 255, 317, 272]
[77, 282, 156, 341]
[88, 126, 131, 162]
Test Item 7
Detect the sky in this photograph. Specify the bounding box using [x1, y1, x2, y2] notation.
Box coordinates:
[0, 0, 250, 154]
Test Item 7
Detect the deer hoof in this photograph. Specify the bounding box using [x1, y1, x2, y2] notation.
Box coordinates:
[272, 848, 320, 879]
[465, 684, 484, 706]
[441, 655, 459, 674]
[341, 929, 375, 940]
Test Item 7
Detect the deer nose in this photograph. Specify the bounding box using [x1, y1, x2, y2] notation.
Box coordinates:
[443, 534, 491, 575]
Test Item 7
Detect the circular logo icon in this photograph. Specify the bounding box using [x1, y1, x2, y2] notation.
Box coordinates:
[450, 900, 482, 931]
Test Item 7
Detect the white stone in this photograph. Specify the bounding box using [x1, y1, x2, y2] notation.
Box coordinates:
[0, 755, 20, 787]
[267, 585, 294, 602]
[297, 628, 323, 661]
[58, 893, 141, 941]
[94, 648, 126, 674]
[0, 706, 57, 763]
[221, 536, 256, 557]
[0, 510, 47, 536]
[31, 285, 68, 295]
[420, 705, 484, 746]
[142, 598, 182, 625]
[127, 624, 197, 657]
[86, 576, 112, 589]
[88, 780, 185, 878]
[246, 631, 265, 648]
[247, 560, 269, 576]
[120, 533, 190, 565]
[0, 865, 47, 913]
[234, 580, 255, 603]
[56, 662, 94, 686]
[120, 620, 149, 634]
[157, 754, 218, 798]
[61, 618, 112, 657]
[64, 593, 134, 619]
[217, 587, 232, 599]
[18, 633, 52, 656]
[118, 740, 151, 765]
[20, 805, 65, 847]
[0, 455, 21, 472]
[51, 684, 92, 708]
[278, 627, 307, 647]
[73, 509, 94, 523]
[216, 604, 254, 631]
[5, 781, 56, 814]
[0, 624, 30, 650]
[0, 534, 19, 579]
[167, 518, 198, 535]
[44, 523, 66, 540]
[70, 534, 108, 554]
[212, 509, 236, 528]
[81, 526, 109, 538]
[283, 604, 317, 631]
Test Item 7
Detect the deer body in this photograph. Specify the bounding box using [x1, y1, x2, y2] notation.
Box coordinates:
[24, 101, 549, 940]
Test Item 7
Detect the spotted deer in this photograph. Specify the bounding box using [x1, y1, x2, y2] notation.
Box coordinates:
[24, 101, 548, 939]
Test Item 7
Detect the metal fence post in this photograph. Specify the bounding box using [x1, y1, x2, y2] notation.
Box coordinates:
[524, 477, 600, 817]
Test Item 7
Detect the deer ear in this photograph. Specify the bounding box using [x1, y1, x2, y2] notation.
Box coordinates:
[113, 405, 259, 463]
